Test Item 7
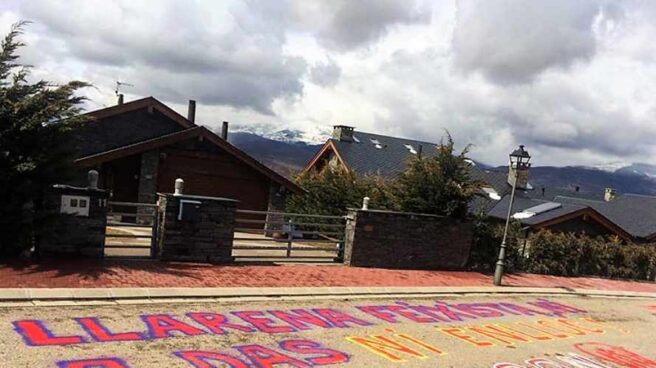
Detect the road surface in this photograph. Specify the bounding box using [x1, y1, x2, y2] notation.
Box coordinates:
[1, 294, 654, 367]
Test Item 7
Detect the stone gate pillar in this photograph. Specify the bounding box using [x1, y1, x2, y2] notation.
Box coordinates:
[38, 170, 109, 258]
[156, 188, 238, 263]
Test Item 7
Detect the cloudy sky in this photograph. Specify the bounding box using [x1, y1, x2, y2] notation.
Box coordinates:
[1, 0, 655, 166]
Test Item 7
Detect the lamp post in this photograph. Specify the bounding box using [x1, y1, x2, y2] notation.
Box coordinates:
[494, 145, 531, 286]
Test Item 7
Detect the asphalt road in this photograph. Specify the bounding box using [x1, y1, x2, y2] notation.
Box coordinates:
[0, 294, 654, 367]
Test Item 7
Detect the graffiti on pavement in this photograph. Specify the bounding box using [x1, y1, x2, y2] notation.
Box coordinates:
[493, 343, 656, 368]
[6, 298, 645, 367]
[648, 304, 656, 315]
[574, 342, 656, 368]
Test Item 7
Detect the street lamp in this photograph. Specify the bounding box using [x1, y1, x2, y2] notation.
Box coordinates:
[493, 145, 531, 286]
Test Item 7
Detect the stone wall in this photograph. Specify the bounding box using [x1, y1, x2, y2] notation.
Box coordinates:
[264, 183, 286, 236]
[38, 185, 109, 257]
[343, 209, 473, 270]
[137, 149, 159, 224]
[157, 193, 237, 262]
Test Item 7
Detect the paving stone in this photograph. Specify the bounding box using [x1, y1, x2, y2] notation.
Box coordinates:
[0, 260, 655, 295]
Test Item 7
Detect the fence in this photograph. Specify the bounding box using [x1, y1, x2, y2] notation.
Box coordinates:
[104, 201, 158, 258]
[232, 209, 346, 262]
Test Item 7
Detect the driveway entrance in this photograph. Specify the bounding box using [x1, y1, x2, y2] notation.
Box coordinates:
[104, 201, 158, 258]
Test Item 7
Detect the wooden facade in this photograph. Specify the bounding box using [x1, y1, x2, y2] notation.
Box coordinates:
[157, 145, 270, 211]
[72, 97, 301, 211]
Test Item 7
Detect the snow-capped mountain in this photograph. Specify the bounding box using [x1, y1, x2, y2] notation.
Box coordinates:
[224, 125, 656, 196]
[585, 162, 632, 173]
[231, 123, 331, 145]
[584, 162, 656, 178]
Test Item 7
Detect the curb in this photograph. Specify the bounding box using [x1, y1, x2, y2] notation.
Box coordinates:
[1, 286, 655, 306]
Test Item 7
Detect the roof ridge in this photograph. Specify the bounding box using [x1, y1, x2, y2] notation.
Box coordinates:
[622, 193, 656, 199]
[347, 130, 439, 146]
[85, 96, 195, 130]
[554, 195, 604, 203]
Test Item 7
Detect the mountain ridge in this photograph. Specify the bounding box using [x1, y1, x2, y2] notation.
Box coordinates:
[225, 128, 656, 197]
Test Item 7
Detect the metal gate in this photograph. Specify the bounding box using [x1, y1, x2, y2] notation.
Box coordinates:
[104, 201, 158, 258]
[232, 209, 346, 263]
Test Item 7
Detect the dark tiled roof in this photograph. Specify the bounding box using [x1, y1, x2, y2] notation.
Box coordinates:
[470, 167, 510, 196]
[556, 194, 656, 239]
[329, 130, 656, 239]
[72, 97, 193, 157]
[525, 186, 604, 202]
[331, 131, 439, 178]
[487, 194, 587, 226]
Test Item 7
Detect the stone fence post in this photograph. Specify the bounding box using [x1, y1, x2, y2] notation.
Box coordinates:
[156, 185, 238, 262]
[343, 208, 474, 270]
[37, 170, 109, 258]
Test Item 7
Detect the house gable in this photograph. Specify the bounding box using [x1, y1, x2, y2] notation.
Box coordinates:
[75, 126, 303, 194]
[72, 97, 193, 158]
[304, 127, 439, 178]
[303, 140, 348, 173]
[531, 207, 633, 241]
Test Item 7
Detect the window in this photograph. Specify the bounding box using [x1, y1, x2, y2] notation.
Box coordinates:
[404, 144, 417, 154]
[70, 199, 78, 208]
[482, 187, 501, 200]
[513, 202, 561, 219]
[370, 138, 383, 149]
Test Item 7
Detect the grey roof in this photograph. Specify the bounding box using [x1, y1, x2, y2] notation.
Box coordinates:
[331, 131, 439, 178]
[469, 167, 510, 196]
[525, 186, 604, 202]
[487, 195, 587, 226]
[556, 194, 656, 239]
[329, 130, 656, 239]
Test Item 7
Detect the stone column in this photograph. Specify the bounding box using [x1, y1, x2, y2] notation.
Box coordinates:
[38, 181, 109, 258]
[137, 149, 159, 224]
[264, 183, 286, 237]
[157, 193, 238, 263]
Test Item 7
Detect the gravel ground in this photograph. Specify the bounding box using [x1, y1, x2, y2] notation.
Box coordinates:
[0, 295, 654, 367]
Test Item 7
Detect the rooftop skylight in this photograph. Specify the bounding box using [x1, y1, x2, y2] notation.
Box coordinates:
[352, 135, 360, 143]
[512, 202, 562, 219]
[482, 187, 501, 200]
[404, 144, 417, 154]
[370, 138, 383, 149]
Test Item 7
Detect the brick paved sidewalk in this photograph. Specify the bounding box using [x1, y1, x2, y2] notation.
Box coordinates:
[1, 259, 655, 292]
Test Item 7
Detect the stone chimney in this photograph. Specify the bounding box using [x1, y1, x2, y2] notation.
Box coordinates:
[221, 121, 229, 140]
[604, 188, 616, 202]
[187, 100, 196, 123]
[332, 125, 355, 142]
[508, 165, 530, 190]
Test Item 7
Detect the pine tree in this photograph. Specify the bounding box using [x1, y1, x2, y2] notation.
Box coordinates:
[286, 167, 398, 216]
[395, 132, 481, 218]
[0, 22, 89, 257]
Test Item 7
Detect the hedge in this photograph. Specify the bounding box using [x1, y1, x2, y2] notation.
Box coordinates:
[524, 231, 656, 281]
[469, 223, 656, 281]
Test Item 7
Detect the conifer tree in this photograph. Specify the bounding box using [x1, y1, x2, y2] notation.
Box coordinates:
[395, 132, 481, 218]
[0, 22, 89, 256]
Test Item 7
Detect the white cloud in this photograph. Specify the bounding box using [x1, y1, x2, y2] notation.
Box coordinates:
[309, 58, 341, 87]
[452, 0, 605, 84]
[289, 0, 430, 51]
[2, 0, 656, 167]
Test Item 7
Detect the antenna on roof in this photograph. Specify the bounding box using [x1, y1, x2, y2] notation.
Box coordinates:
[115, 81, 134, 105]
